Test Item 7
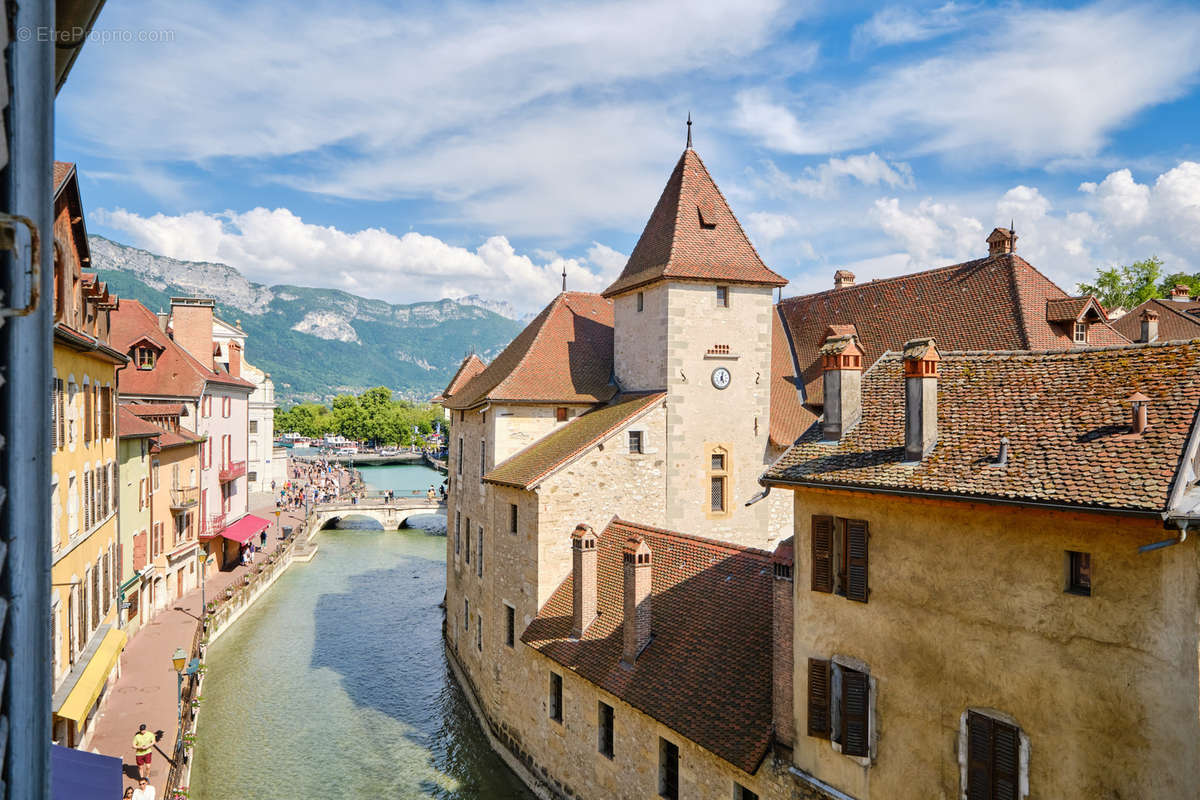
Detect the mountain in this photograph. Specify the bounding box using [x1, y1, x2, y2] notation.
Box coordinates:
[89, 236, 524, 405]
[449, 294, 535, 322]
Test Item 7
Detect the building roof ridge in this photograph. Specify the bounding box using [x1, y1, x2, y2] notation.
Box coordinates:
[778, 255, 995, 305]
[608, 517, 773, 559]
[872, 337, 1200, 361]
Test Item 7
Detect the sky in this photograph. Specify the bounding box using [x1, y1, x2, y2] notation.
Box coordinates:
[56, 0, 1200, 313]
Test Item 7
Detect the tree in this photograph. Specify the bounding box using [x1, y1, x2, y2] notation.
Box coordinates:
[1076, 257, 1163, 311]
[1157, 271, 1200, 299]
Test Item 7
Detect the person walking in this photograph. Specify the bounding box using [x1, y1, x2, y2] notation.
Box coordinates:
[132, 776, 156, 800]
[260, 529, 267, 548]
[123, 787, 134, 800]
[132, 724, 155, 779]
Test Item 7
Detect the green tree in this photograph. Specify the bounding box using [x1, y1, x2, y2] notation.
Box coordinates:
[1157, 271, 1200, 299]
[1076, 257, 1164, 310]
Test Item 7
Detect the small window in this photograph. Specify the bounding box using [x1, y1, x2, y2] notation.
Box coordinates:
[509, 503, 518, 534]
[658, 738, 679, 799]
[505, 604, 515, 648]
[628, 430, 643, 454]
[598, 701, 615, 758]
[1074, 321, 1088, 344]
[549, 672, 563, 722]
[1066, 551, 1091, 596]
[734, 784, 759, 800]
[710, 476, 726, 512]
[711, 453, 725, 471]
[774, 562, 793, 580]
[249, 420, 258, 434]
[465, 517, 471, 564]
[457, 438, 463, 476]
[965, 711, 1024, 800]
[454, 512, 461, 554]
[464, 599, 469, 630]
[636, 292, 644, 312]
[477, 528, 484, 578]
[136, 348, 156, 370]
[811, 516, 869, 603]
[480, 439, 486, 481]
[556, 407, 568, 422]
[476, 614, 483, 651]
[716, 286, 728, 307]
[708, 449, 729, 514]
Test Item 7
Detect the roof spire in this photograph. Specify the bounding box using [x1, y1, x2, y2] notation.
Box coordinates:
[686, 111, 693, 149]
[1010, 218, 1015, 235]
[562, 263, 567, 293]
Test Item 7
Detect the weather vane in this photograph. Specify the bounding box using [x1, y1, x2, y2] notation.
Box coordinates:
[686, 111, 693, 149]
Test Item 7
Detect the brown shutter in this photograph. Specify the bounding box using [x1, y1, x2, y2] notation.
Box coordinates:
[57, 380, 65, 448]
[992, 719, 1020, 800]
[806, 658, 831, 738]
[51, 379, 58, 449]
[811, 515, 834, 593]
[966, 711, 993, 800]
[841, 668, 870, 757]
[845, 519, 869, 603]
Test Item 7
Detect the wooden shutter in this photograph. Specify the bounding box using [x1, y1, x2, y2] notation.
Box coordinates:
[50, 379, 58, 449]
[56, 379, 65, 447]
[992, 719, 1020, 800]
[845, 519, 869, 603]
[811, 516, 834, 593]
[841, 668, 870, 757]
[806, 658, 831, 738]
[966, 711, 1000, 800]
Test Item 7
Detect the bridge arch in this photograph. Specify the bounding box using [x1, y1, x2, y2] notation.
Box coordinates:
[311, 499, 445, 532]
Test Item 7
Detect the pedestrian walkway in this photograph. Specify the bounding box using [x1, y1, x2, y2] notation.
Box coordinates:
[87, 493, 308, 796]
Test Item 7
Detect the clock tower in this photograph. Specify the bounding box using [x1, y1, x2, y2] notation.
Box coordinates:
[603, 142, 787, 545]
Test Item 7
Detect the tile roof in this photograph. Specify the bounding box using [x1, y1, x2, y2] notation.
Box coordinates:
[769, 306, 815, 448]
[53, 161, 74, 195]
[433, 353, 487, 404]
[117, 407, 162, 439]
[484, 393, 665, 489]
[1111, 298, 1200, 343]
[156, 424, 204, 450]
[522, 519, 773, 774]
[110, 300, 253, 399]
[603, 149, 786, 297]
[124, 403, 186, 417]
[777, 253, 1130, 408]
[764, 340, 1200, 514]
[444, 292, 615, 409]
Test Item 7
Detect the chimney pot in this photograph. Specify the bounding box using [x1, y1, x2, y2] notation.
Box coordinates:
[571, 524, 598, 638]
[820, 334, 864, 441]
[1128, 392, 1151, 435]
[834, 269, 856, 290]
[1171, 284, 1192, 301]
[902, 338, 940, 461]
[1140, 308, 1159, 343]
[986, 227, 1017, 256]
[621, 536, 653, 666]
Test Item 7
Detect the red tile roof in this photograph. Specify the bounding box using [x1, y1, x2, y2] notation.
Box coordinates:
[522, 519, 773, 774]
[485, 393, 664, 489]
[433, 353, 487, 404]
[764, 340, 1200, 514]
[444, 292, 615, 409]
[603, 149, 786, 297]
[53, 161, 75, 195]
[769, 306, 816, 448]
[1046, 295, 1107, 323]
[1111, 298, 1200, 343]
[110, 300, 253, 399]
[117, 407, 162, 439]
[777, 253, 1130, 408]
[124, 403, 186, 417]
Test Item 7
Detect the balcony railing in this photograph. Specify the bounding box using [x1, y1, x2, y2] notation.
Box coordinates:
[170, 486, 200, 509]
[203, 513, 226, 539]
[219, 460, 247, 483]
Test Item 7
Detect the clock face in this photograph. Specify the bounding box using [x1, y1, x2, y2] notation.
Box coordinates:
[711, 367, 731, 390]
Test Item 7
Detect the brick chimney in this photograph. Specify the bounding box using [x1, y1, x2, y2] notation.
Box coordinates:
[1140, 308, 1159, 343]
[1128, 392, 1150, 435]
[903, 338, 940, 461]
[833, 269, 856, 290]
[620, 536, 653, 666]
[156, 310, 169, 333]
[571, 524, 598, 638]
[1170, 284, 1192, 302]
[228, 341, 243, 378]
[771, 539, 795, 748]
[170, 297, 215, 368]
[820, 334, 863, 441]
[986, 226, 1017, 256]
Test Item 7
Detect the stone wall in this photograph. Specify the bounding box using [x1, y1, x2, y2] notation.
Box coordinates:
[787, 486, 1200, 799]
[613, 282, 669, 392]
[493, 403, 591, 464]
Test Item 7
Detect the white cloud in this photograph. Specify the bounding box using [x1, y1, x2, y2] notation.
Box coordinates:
[872, 197, 983, 267]
[759, 153, 913, 199]
[93, 206, 621, 312]
[745, 211, 802, 245]
[851, 3, 970, 52]
[736, 3, 1200, 163]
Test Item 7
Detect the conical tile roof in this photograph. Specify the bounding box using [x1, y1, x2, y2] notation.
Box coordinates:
[603, 148, 786, 297]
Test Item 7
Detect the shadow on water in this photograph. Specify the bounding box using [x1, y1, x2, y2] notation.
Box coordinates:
[311, 544, 532, 799]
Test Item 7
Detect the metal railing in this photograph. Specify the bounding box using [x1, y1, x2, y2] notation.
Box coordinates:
[218, 460, 246, 482]
[169, 486, 199, 509]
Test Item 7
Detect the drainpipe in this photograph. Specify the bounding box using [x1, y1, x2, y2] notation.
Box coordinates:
[1140, 519, 1190, 553]
[745, 485, 771, 506]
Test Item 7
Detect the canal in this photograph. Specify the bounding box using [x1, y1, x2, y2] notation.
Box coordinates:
[190, 465, 533, 799]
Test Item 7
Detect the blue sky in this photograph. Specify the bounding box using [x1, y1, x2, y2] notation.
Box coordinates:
[56, 0, 1200, 312]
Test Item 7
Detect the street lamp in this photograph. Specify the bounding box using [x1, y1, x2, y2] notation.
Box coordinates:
[172, 647, 187, 720]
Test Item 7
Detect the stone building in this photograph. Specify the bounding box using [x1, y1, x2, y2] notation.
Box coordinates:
[763, 337, 1200, 799]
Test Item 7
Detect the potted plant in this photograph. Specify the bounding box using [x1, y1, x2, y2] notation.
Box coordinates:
[168, 787, 190, 800]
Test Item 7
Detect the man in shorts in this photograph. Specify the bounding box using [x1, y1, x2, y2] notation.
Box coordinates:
[132, 723, 155, 779]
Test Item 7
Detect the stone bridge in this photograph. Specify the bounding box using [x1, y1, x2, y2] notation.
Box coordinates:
[312, 497, 445, 531]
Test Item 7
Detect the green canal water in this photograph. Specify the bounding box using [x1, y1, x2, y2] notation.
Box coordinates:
[190, 465, 532, 799]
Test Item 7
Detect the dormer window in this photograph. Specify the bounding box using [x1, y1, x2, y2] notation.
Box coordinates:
[1074, 322, 1088, 344]
[136, 347, 156, 370]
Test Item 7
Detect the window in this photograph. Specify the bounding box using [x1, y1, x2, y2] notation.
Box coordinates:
[476, 614, 483, 651]
[454, 512, 461, 555]
[464, 599, 469, 630]
[658, 738, 679, 799]
[1066, 551, 1091, 596]
[1074, 321, 1088, 344]
[636, 291, 644, 312]
[509, 503, 518, 534]
[734, 784, 759, 800]
[480, 439, 486, 481]
[811, 516, 869, 603]
[628, 430, 643, 454]
[505, 604, 515, 648]
[136, 347, 155, 370]
[556, 406, 568, 422]
[457, 438, 463, 475]
[549, 672, 563, 722]
[152, 460, 160, 491]
[708, 449, 728, 514]
[964, 711, 1024, 800]
[716, 286, 728, 307]
[249, 420, 258, 434]
[465, 517, 471, 564]
[808, 658, 873, 760]
[477, 527, 484, 577]
[598, 701, 615, 758]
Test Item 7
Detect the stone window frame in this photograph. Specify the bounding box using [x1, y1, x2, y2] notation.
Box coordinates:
[636, 291, 644, 312]
[716, 285, 729, 308]
[549, 671, 563, 723]
[597, 700, 615, 759]
[733, 782, 759, 800]
[828, 653, 877, 766]
[706, 444, 732, 518]
[628, 430, 643, 454]
[509, 503, 518, 535]
[957, 708, 1031, 800]
[503, 602, 515, 648]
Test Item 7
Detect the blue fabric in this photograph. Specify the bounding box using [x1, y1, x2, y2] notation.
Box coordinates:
[51, 743, 123, 800]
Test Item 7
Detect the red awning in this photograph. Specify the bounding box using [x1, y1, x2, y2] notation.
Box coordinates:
[219, 514, 271, 545]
